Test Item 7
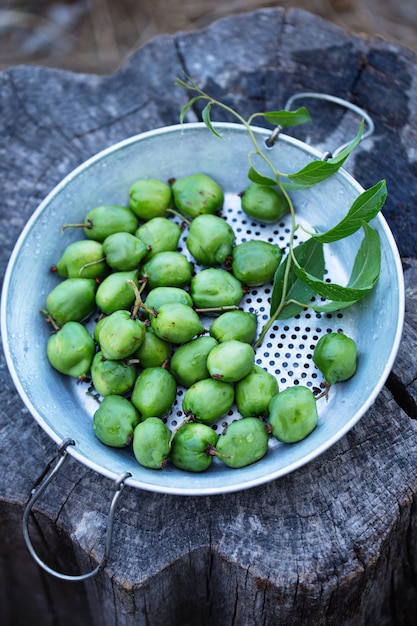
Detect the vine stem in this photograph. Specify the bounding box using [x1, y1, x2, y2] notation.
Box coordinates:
[194, 305, 239, 314]
[178, 77, 303, 349]
[40, 308, 60, 331]
[166, 208, 191, 225]
[176, 76, 383, 359]
[128, 279, 155, 318]
[78, 257, 106, 277]
[177, 77, 285, 181]
[253, 184, 297, 348]
[61, 220, 92, 234]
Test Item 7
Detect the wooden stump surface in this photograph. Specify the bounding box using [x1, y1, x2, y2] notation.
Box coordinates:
[1, 7, 417, 626]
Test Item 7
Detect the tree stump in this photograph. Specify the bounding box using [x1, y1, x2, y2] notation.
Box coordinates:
[1, 7, 417, 626]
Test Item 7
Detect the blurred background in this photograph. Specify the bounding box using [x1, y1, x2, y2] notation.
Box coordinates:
[1, 0, 416, 74]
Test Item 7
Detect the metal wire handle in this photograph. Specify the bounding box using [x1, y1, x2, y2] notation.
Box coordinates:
[22, 438, 131, 581]
[267, 91, 375, 158]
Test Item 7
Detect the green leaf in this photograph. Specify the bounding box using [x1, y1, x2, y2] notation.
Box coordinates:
[179, 96, 203, 124]
[270, 238, 325, 319]
[294, 222, 381, 309]
[284, 160, 342, 188]
[201, 103, 223, 138]
[175, 76, 191, 90]
[327, 119, 364, 165]
[247, 167, 277, 186]
[347, 222, 381, 287]
[259, 107, 312, 128]
[312, 180, 387, 243]
[283, 119, 364, 189]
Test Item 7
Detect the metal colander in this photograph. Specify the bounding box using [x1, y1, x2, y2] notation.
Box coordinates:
[1, 96, 405, 579]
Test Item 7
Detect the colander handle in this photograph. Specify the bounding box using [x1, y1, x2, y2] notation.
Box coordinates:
[267, 92, 375, 157]
[22, 438, 131, 581]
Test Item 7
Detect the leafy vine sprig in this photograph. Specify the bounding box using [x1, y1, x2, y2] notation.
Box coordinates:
[175, 76, 387, 348]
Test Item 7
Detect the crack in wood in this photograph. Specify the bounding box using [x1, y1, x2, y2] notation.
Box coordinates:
[386, 372, 417, 419]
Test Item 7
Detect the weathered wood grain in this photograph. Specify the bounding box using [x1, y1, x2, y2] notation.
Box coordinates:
[1, 7, 417, 626]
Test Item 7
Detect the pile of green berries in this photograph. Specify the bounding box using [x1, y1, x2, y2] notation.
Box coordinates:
[42, 173, 357, 473]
